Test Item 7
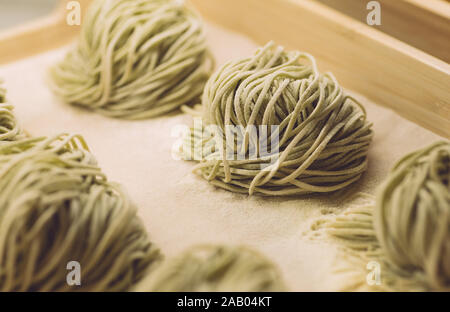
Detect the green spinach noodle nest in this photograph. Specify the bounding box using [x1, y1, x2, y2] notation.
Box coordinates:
[183, 42, 373, 196]
[315, 141, 450, 291]
[134, 245, 286, 291]
[0, 133, 161, 291]
[375, 141, 450, 290]
[0, 84, 23, 141]
[50, 0, 213, 119]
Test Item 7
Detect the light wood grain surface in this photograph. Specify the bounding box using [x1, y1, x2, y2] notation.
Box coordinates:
[316, 0, 450, 63]
[0, 0, 92, 65]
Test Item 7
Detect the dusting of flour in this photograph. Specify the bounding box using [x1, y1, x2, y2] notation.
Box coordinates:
[0, 22, 443, 291]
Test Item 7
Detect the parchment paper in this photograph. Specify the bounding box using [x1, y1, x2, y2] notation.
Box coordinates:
[0, 22, 444, 291]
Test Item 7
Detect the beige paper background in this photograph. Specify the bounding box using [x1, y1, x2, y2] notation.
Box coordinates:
[0, 22, 444, 291]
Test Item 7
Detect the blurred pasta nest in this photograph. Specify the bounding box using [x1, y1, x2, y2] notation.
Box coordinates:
[315, 141, 450, 291]
[0, 134, 160, 291]
[183, 42, 373, 196]
[134, 245, 286, 291]
[50, 0, 212, 119]
[375, 141, 450, 289]
[0, 85, 23, 141]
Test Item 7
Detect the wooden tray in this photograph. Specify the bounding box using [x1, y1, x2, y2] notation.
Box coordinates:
[0, 0, 448, 292]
